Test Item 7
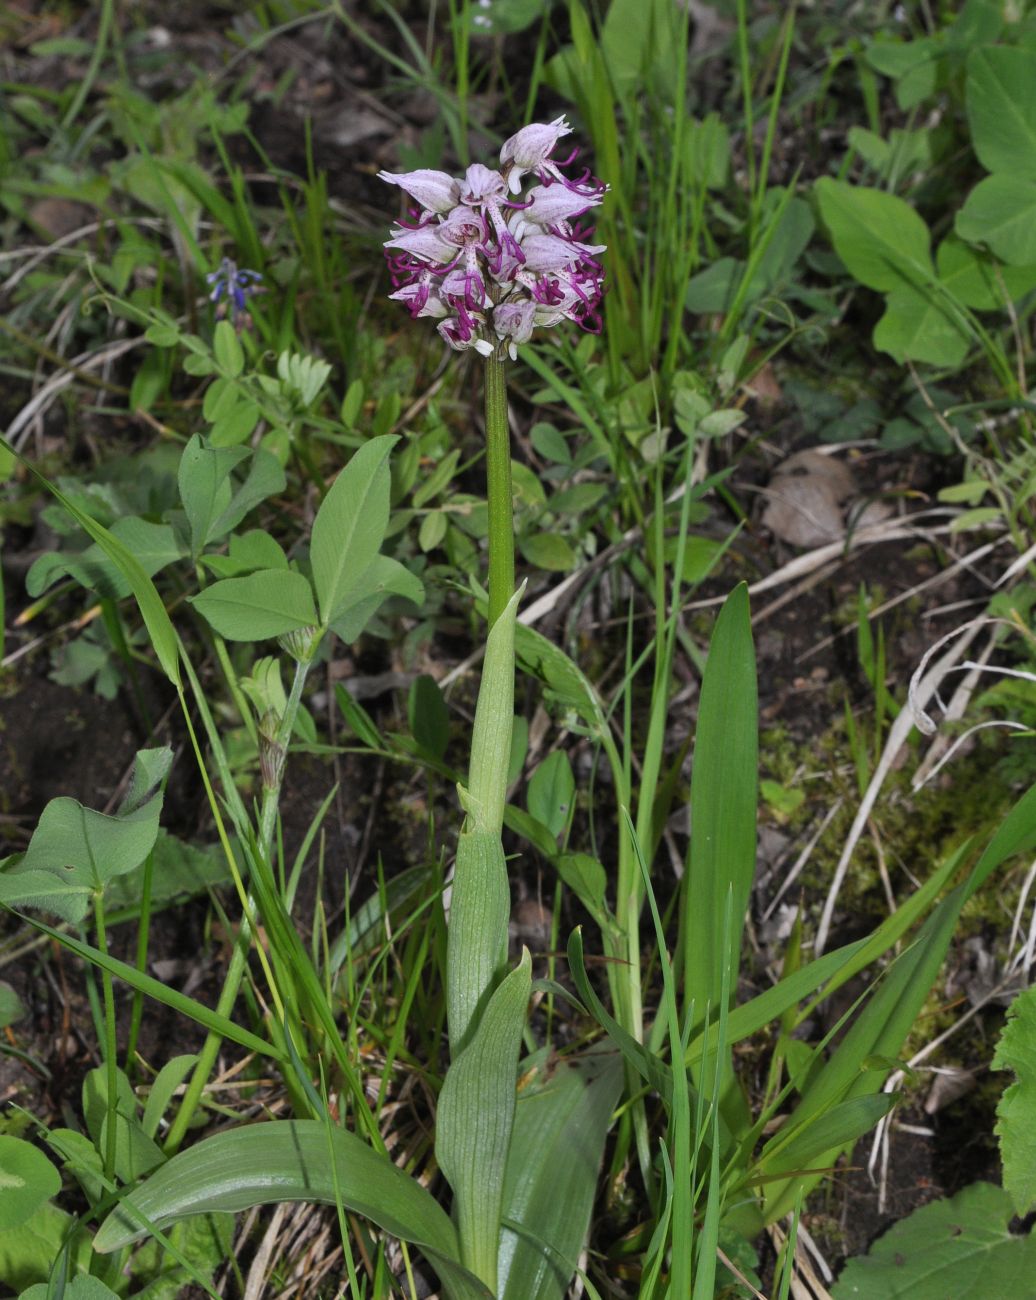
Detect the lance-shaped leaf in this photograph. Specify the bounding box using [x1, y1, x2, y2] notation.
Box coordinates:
[91, 1120, 489, 1299]
[310, 434, 398, 626]
[189, 569, 318, 641]
[681, 584, 756, 1147]
[437, 952, 532, 1292]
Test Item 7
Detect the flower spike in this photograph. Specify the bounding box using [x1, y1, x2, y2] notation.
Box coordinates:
[380, 119, 607, 358]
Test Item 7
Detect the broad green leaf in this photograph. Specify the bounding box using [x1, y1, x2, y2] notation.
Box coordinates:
[831, 1182, 1036, 1299]
[310, 435, 398, 626]
[992, 984, 1036, 1216]
[142, 1056, 199, 1140]
[685, 258, 739, 313]
[966, 46, 1036, 178]
[20, 1278, 120, 1300]
[200, 528, 288, 578]
[177, 435, 249, 559]
[413, 448, 461, 508]
[0, 1137, 60, 1230]
[685, 112, 731, 189]
[92, 1121, 489, 1299]
[502, 805, 559, 860]
[26, 517, 184, 600]
[327, 554, 424, 645]
[447, 831, 511, 1056]
[0, 438, 180, 685]
[419, 510, 448, 552]
[936, 235, 1036, 310]
[0, 780, 164, 923]
[527, 751, 574, 841]
[437, 953, 532, 1291]
[498, 1051, 622, 1300]
[210, 449, 286, 540]
[83, 1067, 164, 1184]
[872, 284, 970, 366]
[105, 831, 232, 916]
[212, 319, 244, 378]
[46, 1125, 105, 1207]
[189, 569, 317, 641]
[682, 584, 757, 1030]
[555, 853, 610, 923]
[519, 532, 576, 572]
[956, 174, 1036, 266]
[515, 624, 608, 740]
[815, 178, 934, 292]
[0, 980, 25, 1028]
[0, 1200, 95, 1294]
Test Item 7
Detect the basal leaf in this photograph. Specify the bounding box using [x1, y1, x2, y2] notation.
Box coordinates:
[682, 583, 757, 1031]
[498, 1051, 621, 1300]
[437, 953, 532, 1291]
[93, 1120, 489, 1299]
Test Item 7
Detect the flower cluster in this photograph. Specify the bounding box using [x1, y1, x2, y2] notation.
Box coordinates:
[379, 117, 607, 359]
[207, 258, 263, 329]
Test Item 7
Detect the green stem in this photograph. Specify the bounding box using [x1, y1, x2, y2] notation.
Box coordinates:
[93, 889, 119, 1182]
[484, 351, 514, 627]
[164, 652, 316, 1153]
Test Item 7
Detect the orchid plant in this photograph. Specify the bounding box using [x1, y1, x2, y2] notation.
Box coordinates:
[74, 119, 616, 1300]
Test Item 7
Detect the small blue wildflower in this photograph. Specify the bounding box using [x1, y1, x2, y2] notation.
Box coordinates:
[206, 258, 263, 328]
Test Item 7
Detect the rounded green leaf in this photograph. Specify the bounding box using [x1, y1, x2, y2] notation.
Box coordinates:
[0, 1136, 61, 1229]
[832, 1182, 1036, 1299]
[815, 178, 933, 292]
[956, 174, 1036, 267]
[872, 284, 971, 367]
[519, 533, 576, 572]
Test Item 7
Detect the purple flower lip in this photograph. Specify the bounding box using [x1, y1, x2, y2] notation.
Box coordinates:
[380, 117, 607, 358]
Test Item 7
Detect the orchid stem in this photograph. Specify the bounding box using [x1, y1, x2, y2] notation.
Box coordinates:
[484, 350, 514, 627]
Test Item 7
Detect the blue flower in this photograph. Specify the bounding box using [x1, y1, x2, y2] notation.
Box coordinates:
[206, 258, 263, 326]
